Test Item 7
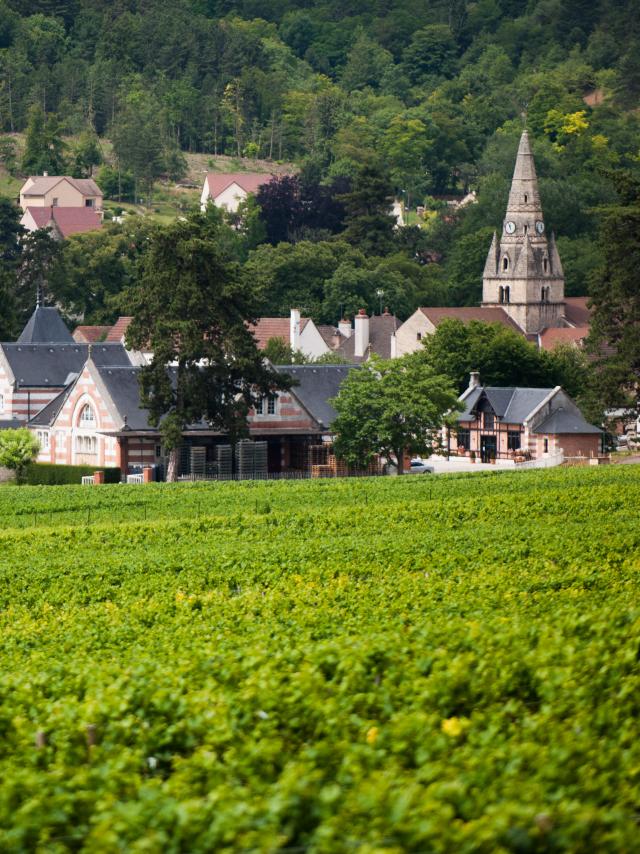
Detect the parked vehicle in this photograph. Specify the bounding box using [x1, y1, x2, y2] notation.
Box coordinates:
[407, 458, 434, 474]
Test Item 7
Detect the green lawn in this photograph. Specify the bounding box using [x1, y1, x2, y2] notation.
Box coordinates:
[0, 467, 639, 851]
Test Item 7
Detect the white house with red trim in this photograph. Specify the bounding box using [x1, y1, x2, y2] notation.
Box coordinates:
[200, 172, 282, 212]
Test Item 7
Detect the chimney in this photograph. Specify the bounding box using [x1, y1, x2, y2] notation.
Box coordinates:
[290, 308, 301, 351]
[354, 309, 370, 358]
[338, 317, 352, 339]
[469, 371, 481, 390]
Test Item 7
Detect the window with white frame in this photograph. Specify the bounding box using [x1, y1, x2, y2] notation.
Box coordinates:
[36, 430, 49, 450]
[75, 435, 97, 454]
[254, 397, 264, 415]
[79, 403, 96, 426]
[267, 396, 276, 415]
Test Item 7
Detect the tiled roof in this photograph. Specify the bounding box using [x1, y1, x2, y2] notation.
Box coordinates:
[563, 297, 591, 327]
[24, 206, 102, 238]
[336, 314, 401, 362]
[419, 306, 523, 334]
[72, 325, 111, 343]
[539, 326, 589, 351]
[106, 317, 133, 343]
[249, 317, 309, 350]
[205, 172, 279, 199]
[17, 306, 74, 344]
[23, 176, 102, 197]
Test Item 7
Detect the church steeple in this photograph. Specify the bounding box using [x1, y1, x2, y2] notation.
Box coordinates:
[482, 130, 565, 335]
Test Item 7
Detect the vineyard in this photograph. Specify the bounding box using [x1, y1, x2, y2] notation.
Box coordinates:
[0, 467, 639, 851]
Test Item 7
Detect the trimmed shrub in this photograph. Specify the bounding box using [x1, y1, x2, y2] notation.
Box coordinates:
[21, 463, 121, 485]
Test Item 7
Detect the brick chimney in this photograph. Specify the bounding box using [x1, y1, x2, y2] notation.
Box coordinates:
[290, 308, 301, 351]
[354, 309, 370, 358]
[469, 371, 481, 390]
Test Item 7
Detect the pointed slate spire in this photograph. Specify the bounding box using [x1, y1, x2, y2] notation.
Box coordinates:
[483, 231, 499, 277]
[548, 231, 564, 277]
[506, 130, 542, 215]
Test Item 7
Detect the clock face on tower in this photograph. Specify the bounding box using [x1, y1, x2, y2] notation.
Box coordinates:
[536, 220, 545, 234]
[505, 221, 516, 234]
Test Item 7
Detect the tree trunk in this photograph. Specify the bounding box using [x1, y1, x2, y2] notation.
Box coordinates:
[395, 450, 405, 475]
[166, 447, 179, 482]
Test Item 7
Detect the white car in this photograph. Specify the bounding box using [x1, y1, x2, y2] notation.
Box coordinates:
[407, 458, 434, 474]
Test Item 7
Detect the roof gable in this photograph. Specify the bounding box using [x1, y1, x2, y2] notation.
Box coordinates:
[275, 364, 358, 429]
[205, 172, 278, 199]
[24, 206, 102, 239]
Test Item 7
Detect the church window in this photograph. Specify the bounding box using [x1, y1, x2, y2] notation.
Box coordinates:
[502, 256, 509, 271]
[504, 286, 510, 303]
[524, 194, 528, 204]
[524, 224, 528, 234]
[543, 258, 548, 273]
[79, 404, 95, 426]
[499, 286, 504, 303]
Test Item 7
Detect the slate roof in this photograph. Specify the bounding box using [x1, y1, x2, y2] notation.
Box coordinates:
[22, 176, 102, 198]
[275, 364, 358, 429]
[0, 417, 24, 429]
[17, 306, 74, 344]
[1, 343, 131, 387]
[533, 409, 602, 434]
[458, 386, 552, 425]
[96, 366, 151, 430]
[420, 306, 523, 334]
[28, 385, 73, 427]
[24, 206, 102, 238]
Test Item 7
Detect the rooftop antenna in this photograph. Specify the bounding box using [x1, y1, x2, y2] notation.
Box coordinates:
[35, 280, 42, 308]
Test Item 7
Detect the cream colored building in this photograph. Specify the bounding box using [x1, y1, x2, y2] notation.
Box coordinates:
[19, 175, 103, 211]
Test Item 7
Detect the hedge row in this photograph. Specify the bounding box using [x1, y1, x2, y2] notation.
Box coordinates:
[20, 463, 121, 485]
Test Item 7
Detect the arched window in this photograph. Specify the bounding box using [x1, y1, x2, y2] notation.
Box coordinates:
[543, 257, 548, 273]
[524, 224, 528, 234]
[499, 286, 504, 303]
[79, 404, 95, 426]
[541, 286, 550, 303]
[524, 194, 528, 204]
[502, 256, 509, 271]
[504, 286, 510, 304]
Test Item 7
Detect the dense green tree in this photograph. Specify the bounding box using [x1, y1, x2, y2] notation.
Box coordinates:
[21, 103, 66, 173]
[332, 352, 459, 474]
[338, 156, 396, 256]
[71, 126, 102, 177]
[401, 24, 458, 85]
[587, 170, 640, 412]
[125, 207, 290, 480]
[0, 428, 40, 481]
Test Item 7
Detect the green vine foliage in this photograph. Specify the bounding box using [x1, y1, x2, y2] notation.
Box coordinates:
[0, 466, 638, 850]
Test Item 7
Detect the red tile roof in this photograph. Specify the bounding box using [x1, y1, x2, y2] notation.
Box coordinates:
[72, 325, 111, 343]
[25, 206, 102, 238]
[249, 317, 309, 350]
[419, 306, 523, 334]
[538, 326, 589, 351]
[106, 316, 133, 343]
[563, 297, 591, 327]
[205, 172, 280, 200]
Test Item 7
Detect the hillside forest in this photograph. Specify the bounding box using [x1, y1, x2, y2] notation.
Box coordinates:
[0, 0, 639, 347]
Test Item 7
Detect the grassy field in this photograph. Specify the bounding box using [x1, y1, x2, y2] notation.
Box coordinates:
[0, 467, 639, 851]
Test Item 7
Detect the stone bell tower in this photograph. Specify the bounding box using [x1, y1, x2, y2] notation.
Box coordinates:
[482, 130, 565, 334]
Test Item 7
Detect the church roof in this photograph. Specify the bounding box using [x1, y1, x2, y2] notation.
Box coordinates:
[506, 130, 542, 213]
[17, 306, 74, 344]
